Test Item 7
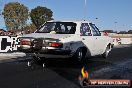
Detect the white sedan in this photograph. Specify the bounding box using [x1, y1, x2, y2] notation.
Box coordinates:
[19, 20, 113, 63]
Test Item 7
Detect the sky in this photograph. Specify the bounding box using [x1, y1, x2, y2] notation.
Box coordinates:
[0, 0, 132, 32]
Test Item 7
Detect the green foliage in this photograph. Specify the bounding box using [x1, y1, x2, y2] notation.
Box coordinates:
[103, 30, 114, 33]
[24, 23, 37, 33]
[3, 2, 29, 31]
[128, 30, 132, 34]
[117, 30, 132, 34]
[30, 6, 53, 28]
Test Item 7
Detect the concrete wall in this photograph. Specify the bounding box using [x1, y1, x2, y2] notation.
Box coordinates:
[112, 37, 132, 45]
[106, 33, 132, 45]
[109, 33, 132, 37]
[121, 38, 132, 44]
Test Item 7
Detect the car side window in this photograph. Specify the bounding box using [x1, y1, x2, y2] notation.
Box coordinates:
[89, 23, 101, 36]
[80, 23, 92, 36]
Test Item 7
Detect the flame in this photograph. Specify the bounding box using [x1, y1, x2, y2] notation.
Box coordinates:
[81, 67, 89, 79]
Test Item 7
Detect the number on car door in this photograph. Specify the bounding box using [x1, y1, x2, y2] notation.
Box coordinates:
[80, 23, 95, 56]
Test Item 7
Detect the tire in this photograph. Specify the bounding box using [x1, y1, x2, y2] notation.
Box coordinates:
[118, 42, 121, 45]
[74, 48, 86, 63]
[102, 45, 111, 58]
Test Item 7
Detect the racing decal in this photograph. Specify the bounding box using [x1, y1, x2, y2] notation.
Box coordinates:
[80, 23, 91, 36]
[0, 36, 20, 52]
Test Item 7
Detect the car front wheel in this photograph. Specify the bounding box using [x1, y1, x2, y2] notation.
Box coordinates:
[75, 48, 86, 63]
[102, 45, 111, 58]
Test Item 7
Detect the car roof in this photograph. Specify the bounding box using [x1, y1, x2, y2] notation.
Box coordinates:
[47, 20, 93, 24]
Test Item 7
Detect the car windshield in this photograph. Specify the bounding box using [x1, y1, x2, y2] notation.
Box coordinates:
[36, 22, 77, 34]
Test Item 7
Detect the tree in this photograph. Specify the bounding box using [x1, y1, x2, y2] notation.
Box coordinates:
[24, 23, 37, 33]
[30, 6, 53, 28]
[128, 30, 132, 34]
[103, 30, 114, 33]
[3, 2, 29, 31]
[118, 31, 127, 34]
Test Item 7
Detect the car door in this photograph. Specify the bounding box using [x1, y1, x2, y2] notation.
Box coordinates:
[89, 23, 105, 55]
[80, 23, 95, 56]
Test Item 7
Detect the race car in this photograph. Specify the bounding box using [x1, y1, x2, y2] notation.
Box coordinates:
[19, 20, 113, 63]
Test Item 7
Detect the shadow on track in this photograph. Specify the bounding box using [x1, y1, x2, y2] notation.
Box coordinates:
[41, 57, 113, 87]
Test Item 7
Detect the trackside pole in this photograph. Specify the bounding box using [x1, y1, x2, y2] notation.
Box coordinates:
[84, 0, 87, 20]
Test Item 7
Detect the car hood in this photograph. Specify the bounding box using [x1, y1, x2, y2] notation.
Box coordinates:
[22, 33, 73, 39]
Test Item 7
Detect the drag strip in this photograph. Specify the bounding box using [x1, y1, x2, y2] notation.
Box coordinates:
[0, 45, 132, 88]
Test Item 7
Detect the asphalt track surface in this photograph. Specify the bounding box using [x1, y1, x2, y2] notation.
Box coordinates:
[0, 45, 132, 88]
